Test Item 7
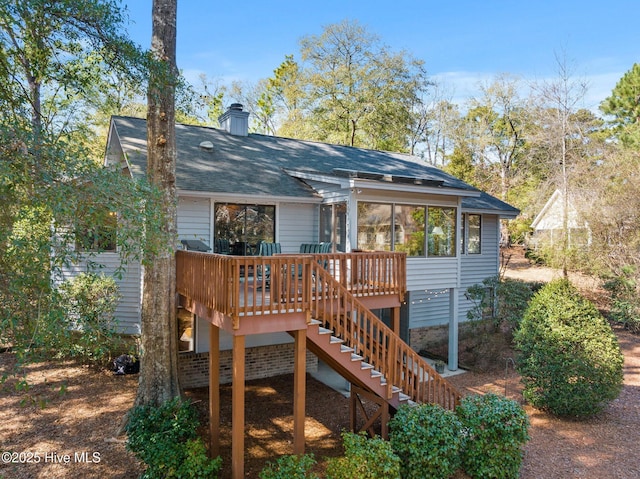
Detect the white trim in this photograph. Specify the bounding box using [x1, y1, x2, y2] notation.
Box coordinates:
[176, 190, 322, 204]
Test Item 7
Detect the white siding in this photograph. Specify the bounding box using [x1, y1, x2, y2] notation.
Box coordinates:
[178, 197, 211, 246]
[277, 202, 318, 252]
[407, 214, 502, 329]
[458, 214, 500, 323]
[406, 257, 459, 290]
[408, 289, 451, 329]
[58, 254, 142, 335]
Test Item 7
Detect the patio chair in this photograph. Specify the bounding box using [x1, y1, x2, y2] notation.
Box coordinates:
[214, 238, 230, 254]
[256, 241, 281, 288]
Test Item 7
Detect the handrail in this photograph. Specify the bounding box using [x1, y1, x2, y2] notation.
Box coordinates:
[176, 250, 406, 324]
[310, 263, 462, 410]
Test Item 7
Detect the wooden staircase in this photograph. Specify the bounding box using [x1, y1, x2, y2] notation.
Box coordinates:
[305, 265, 462, 417]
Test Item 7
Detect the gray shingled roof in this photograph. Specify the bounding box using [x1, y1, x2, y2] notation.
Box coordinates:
[111, 116, 519, 216]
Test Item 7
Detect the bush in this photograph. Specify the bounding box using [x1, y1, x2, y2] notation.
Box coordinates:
[466, 277, 543, 333]
[456, 393, 529, 479]
[514, 279, 624, 417]
[603, 266, 640, 334]
[126, 397, 221, 478]
[389, 403, 463, 479]
[325, 432, 400, 479]
[259, 454, 318, 479]
[57, 272, 125, 363]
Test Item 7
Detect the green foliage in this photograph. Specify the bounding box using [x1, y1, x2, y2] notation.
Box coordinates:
[126, 398, 221, 479]
[465, 277, 542, 334]
[456, 393, 530, 479]
[258, 454, 318, 479]
[56, 272, 124, 363]
[603, 266, 640, 334]
[389, 403, 463, 479]
[325, 432, 400, 479]
[600, 63, 640, 147]
[514, 279, 624, 417]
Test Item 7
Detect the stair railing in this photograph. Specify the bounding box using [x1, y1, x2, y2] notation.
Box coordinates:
[310, 264, 461, 410]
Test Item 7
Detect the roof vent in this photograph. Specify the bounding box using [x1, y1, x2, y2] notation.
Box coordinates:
[199, 141, 214, 151]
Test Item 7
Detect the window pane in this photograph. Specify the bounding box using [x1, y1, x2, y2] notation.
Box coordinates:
[357, 202, 392, 251]
[214, 203, 275, 254]
[319, 204, 332, 243]
[394, 205, 425, 256]
[428, 207, 456, 257]
[335, 203, 347, 252]
[468, 214, 481, 254]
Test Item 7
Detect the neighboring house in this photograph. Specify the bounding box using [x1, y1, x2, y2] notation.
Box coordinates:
[529, 189, 591, 249]
[78, 104, 518, 388]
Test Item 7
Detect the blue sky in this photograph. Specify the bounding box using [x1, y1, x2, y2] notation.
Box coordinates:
[122, 0, 638, 112]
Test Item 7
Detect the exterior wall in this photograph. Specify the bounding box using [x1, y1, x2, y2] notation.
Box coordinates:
[178, 343, 319, 389]
[58, 253, 142, 335]
[178, 197, 211, 246]
[406, 214, 501, 352]
[277, 202, 318, 252]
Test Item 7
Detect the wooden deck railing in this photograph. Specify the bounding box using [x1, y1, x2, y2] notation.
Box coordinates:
[176, 249, 460, 409]
[311, 265, 462, 409]
[176, 250, 406, 327]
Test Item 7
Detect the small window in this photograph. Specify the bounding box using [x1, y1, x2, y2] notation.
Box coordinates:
[467, 214, 481, 254]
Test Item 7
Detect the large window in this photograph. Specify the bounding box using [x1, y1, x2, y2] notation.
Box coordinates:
[214, 203, 275, 254]
[428, 206, 456, 257]
[357, 203, 392, 251]
[394, 205, 425, 256]
[356, 202, 456, 257]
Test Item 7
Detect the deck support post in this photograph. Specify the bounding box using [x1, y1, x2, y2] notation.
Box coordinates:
[209, 325, 220, 458]
[390, 306, 400, 336]
[350, 384, 389, 439]
[231, 335, 245, 479]
[448, 287, 459, 371]
[293, 328, 307, 455]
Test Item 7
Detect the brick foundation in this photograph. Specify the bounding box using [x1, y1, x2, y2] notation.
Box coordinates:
[178, 342, 319, 389]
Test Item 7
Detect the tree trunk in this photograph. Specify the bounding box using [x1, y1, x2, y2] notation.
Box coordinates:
[136, 0, 181, 407]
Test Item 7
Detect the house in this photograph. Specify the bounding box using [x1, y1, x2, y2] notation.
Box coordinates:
[85, 104, 518, 390]
[529, 189, 591, 249]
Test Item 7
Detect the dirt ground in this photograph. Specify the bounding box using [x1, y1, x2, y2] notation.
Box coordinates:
[1, 247, 639, 478]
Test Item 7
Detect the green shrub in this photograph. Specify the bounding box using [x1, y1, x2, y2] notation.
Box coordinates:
[456, 393, 530, 479]
[325, 432, 400, 479]
[258, 454, 318, 479]
[603, 266, 640, 334]
[389, 403, 463, 479]
[514, 279, 624, 417]
[57, 272, 125, 363]
[466, 277, 542, 333]
[126, 397, 221, 479]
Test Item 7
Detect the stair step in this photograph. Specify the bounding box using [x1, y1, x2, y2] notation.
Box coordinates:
[350, 353, 363, 362]
[398, 392, 411, 402]
[360, 362, 374, 370]
[318, 327, 332, 335]
[309, 319, 322, 326]
[330, 336, 344, 344]
[340, 344, 354, 353]
[370, 370, 383, 378]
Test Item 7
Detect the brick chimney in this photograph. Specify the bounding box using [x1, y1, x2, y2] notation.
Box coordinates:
[219, 103, 249, 136]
